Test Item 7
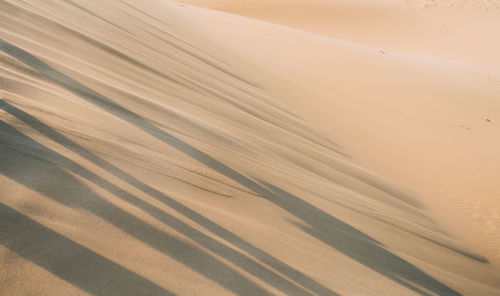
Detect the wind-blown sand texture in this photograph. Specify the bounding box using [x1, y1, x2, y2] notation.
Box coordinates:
[1, 0, 499, 295]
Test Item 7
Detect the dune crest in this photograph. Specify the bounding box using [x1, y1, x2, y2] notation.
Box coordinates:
[176, 0, 500, 66]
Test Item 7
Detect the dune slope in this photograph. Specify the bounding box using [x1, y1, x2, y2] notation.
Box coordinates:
[175, 0, 500, 270]
[1, 0, 499, 295]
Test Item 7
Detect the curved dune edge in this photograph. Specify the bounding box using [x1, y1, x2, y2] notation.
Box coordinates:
[175, 0, 500, 66]
[1, 0, 499, 295]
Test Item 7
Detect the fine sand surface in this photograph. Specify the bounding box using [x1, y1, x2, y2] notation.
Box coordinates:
[1, 0, 499, 295]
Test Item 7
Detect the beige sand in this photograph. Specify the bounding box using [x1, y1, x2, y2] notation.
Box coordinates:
[1, 0, 499, 295]
[177, 0, 500, 66]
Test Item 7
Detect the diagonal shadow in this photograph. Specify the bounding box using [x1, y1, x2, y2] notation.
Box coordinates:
[0, 203, 175, 296]
[0, 120, 346, 295]
[0, 99, 338, 296]
[0, 38, 462, 295]
[258, 180, 463, 296]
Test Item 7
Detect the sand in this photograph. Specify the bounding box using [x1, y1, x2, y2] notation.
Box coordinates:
[1, 0, 499, 295]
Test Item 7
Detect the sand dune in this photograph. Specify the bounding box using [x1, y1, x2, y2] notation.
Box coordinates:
[1, 0, 499, 295]
[173, 0, 500, 270]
